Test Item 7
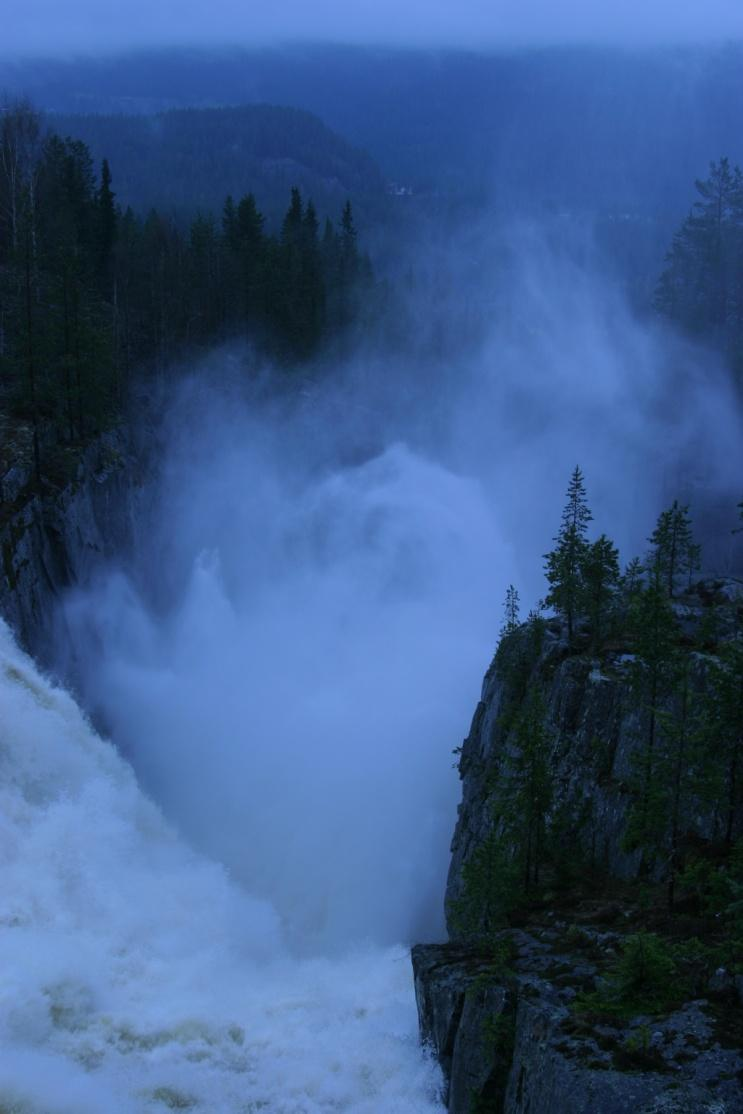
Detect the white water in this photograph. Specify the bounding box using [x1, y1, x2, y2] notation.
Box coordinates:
[0, 620, 443, 1112]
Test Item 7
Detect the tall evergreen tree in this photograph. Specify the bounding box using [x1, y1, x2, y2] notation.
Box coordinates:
[648, 501, 699, 598]
[95, 158, 117, 283]
[624, 552, 680, 877]
[582, 533, 621, 648]
[500, 584, 521, 638]
[544, 466, 593, 644]
[705, 638, 743, 847]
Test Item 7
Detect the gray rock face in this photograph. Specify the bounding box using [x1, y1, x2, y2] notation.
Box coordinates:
[415, 587, 743, 1113]
[412, 941, 743, 1114]
[0, 430, 138, 659]
[445, 590, 743, 928]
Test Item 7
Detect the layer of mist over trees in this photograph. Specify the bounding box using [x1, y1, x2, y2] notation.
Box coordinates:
[6, 45, 743, 213]
[49, 105, 386, 226]
[0, 101, 372, 483]
[656, 158, 743, 376]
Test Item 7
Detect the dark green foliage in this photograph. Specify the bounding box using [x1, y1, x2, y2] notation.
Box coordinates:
[500, 585, 520, 638]
[492, 608, 545, 735]
[544, 466, 593, 644]
[704, 638, 743, 847]
[656, 157, 743, 373]
[623, 570, 680, 875]
[678, 841, 743, 967]
[582, 534, 620, 648]
[505, 692, 553, 889]
[452, 829, 521, 943]
[0, 103, 374, 481]
[455, 690, 554, 941]
[51, 104, 384, 229]
[95, 158, 116, 285]
[647, 501, 700, 598]
[578, 933, 679, 1018]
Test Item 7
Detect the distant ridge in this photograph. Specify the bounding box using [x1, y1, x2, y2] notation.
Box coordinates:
[51, 103, 386, 226]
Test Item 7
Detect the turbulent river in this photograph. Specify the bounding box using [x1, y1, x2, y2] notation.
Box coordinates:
[0, 618, 445, 1112]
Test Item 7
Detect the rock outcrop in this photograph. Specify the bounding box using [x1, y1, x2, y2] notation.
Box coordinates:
[412, 934, 743, 1114]
[413, 581, 743, 1113]
[0, 430, 138, 660]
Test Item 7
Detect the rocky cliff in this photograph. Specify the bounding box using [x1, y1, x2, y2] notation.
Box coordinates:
[413, 581, 743, 1114]
[0, 429, 138, 661]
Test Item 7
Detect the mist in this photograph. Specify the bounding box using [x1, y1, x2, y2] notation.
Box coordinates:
[53, 220, 743, 958]
[3, 0, 743, 57]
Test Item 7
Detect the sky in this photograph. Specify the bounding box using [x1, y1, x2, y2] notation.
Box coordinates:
[3, 0, 743, 57]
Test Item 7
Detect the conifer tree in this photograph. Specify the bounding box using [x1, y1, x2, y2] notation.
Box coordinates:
[500, 584, 521, 638]
[655, 658, 706, 909]
[582, 533, 620, 648]
[96, 158, 117, 284]
[544, 466, 593, 644]
[706, 638, 743, 847]
[648, 501, 699, 598]
[508, 691, 552, 888]
[624, 552, 680, 876]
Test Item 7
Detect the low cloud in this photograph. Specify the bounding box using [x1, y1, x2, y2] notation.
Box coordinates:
[3, 0, 743, 57]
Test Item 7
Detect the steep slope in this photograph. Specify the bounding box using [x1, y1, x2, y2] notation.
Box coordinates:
[413, 580, 743, 1113]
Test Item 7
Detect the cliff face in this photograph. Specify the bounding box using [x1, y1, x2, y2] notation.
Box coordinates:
[0, 430, 138, 661]
[412, 936, 743, 1114]
[413, 582, 743, 1114]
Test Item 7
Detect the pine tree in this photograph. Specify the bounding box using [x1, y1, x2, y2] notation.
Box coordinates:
[655, 657, 706, 909]
[706, 638, 743, 847]
[96, 157, 117, 283]
[647, 501, 699, 598]
[544, 466, 593, 645]
[582, 533, 620, 648]
[500, 584, 521, 638]
[624, 558, 680, 876]
[508, 691, 553, 888]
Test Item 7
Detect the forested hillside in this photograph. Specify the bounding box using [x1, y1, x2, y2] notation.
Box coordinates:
[656, 157, 743, 376]
[0, 102, 374, 486]
[6, 44, 743, 214]
[51, 105, 386, 225]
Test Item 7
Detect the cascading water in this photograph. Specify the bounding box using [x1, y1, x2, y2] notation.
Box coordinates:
[0, 619, 445, 1112]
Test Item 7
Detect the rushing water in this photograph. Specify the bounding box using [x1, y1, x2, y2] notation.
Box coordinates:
[0, 619, 444, 1113]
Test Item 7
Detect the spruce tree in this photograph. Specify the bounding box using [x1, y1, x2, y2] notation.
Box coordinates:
[582, 533, 620, 648]
[706, 638, 743, 847]
[655, 657, 706, 909]
[624, 553, 680, 876]
[96, 157, 117, 284]
[544, 466, 593, 645]
[508, 691, 552, 888]
[647, 500, 698, 598]
[500, 584, 521, 638]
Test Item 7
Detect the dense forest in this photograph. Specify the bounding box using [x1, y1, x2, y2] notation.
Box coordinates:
[656, 157, 743, 376]
[0, 101, 373, 484]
